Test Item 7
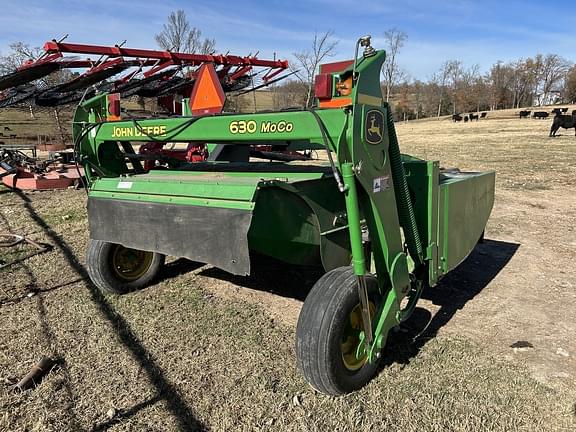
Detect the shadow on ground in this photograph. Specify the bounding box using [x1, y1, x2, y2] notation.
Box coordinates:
[198, 255, 324, 302]
[384, 238, 520, 367]
[162, 258, 205, 280]
[12, 189, 207, 432]
[192, 237, 519, 374]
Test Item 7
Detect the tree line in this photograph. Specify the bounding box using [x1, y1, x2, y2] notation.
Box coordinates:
[2, 11, 575, 121]
[274, 29, 576, 120]
[393, 54, 575, 121]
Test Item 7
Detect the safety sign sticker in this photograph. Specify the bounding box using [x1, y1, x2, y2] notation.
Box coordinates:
[373, 175, 390, 193]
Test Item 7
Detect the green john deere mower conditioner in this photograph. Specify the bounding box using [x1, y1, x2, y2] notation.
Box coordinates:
[74, 37, 495, 395]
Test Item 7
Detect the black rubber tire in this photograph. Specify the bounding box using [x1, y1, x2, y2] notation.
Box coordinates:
[86, 239, 165, 295]
[296, 266, 382, 395]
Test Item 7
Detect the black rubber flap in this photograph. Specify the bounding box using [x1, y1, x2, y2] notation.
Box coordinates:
[88, 197, 253, 275]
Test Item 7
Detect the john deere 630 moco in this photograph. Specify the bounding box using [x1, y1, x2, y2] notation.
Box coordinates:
[74, 37, 494, 395]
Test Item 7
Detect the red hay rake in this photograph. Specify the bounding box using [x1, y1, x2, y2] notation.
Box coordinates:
[0, 39, 290, 108]
[0, 39, 292, 189]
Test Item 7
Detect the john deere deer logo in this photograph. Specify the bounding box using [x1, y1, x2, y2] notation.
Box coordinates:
[365, 110, 384, 144]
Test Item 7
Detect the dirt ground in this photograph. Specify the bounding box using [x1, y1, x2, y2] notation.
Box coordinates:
[1, 110, 576, 431]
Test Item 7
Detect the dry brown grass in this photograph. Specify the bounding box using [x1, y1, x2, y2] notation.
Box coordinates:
[397, 108, 576, 191]
[1, 111, 576, 431]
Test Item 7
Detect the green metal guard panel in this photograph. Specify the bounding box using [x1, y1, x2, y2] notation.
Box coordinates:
[89, 168, 330, 210]
[438, 171, 495, 274]
[88, 167, 348, 273]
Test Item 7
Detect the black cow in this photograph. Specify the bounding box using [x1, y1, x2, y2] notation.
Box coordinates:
[464, 115, 469, 122]
[452, 113, 463, 122]
[549, 110, 576, 137]
[552, 108, 562, 116]
[469, 113, 479, 121]
[561, 107, 569, 113]
[4, 126, 11, 131]
[480, 112, 487, 119]
[533, 111, 549, 119]
[519, 110, 531, 118]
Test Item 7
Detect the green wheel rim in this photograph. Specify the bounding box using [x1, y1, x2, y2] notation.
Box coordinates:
[340, 302, 376, 371]
[111, 245, 153, 282]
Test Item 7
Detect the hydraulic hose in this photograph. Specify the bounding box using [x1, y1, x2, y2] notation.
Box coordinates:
[385, 104, 424, 266]
[308, 109, 346, 192]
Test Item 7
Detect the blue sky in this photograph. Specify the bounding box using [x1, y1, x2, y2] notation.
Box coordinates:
[0, 0, 574, 80]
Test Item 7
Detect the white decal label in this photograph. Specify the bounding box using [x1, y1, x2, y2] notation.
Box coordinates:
[372, 176, 389, 193]
[117, 181, 133, 189]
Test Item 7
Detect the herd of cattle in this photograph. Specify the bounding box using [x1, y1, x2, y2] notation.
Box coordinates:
[518, 108, 571, 119]
[450, 107, 576, 136]
[452, 112, 488, 122]
[518, 108, 576, 136]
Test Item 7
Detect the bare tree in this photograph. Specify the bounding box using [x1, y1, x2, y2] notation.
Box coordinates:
[0, 43, 42, 73]
[432, 60, 458, 117]
[523, 57, 541, 106]
[488, 61, 509, 110]
[395, 80, 413, 121]
[446, 60, 464, 114]
[535, 54, 571, 105]
[272, 80, 308, 110]
[0, 42, 45, 118]
[413, 79, 423, 119]
[382, 28, 407, 102]
[155, 10, 215, 54]
[471, 75, 491, 112]
[292, 31, 338, 108]
[457, 64, 479, 111]
[507, 59, 537, 108]
[565, 65, 576, 103]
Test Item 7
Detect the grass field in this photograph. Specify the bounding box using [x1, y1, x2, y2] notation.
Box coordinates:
[1, 108, 576, 431]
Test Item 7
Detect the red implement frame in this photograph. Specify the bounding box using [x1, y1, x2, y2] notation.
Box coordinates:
[42, 41, 288, 82]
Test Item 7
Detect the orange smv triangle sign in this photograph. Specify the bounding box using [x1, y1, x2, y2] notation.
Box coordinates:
[189, 63, 226, 116]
